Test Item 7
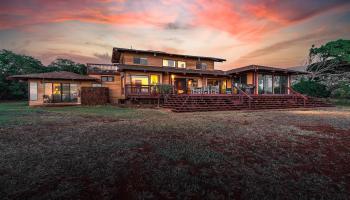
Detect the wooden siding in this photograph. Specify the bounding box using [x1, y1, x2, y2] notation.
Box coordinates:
[247, 72, 254, 85]
[120, 52, 215, 70]
[88, 74, 122, 103]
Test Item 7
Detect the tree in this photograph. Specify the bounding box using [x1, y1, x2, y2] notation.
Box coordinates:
[292, 78, 330, 98]
[0, 50, 46, 100]
[306, 39, 350, 89]
[47, 58, 87, 75]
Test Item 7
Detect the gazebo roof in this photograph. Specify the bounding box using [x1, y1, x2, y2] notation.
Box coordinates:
[8, 71, 98, 81]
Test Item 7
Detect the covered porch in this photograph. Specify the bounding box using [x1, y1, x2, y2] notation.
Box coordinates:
[119, 64, 308, 99]
[118, 64, 231, 98]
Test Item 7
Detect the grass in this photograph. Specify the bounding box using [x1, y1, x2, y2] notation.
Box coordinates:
[0, 102, 349, 199]
[330, 98, 350, 107]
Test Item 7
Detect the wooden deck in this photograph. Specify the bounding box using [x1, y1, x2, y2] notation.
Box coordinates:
[38, 102, 81, 107]
[163, 95, 333, 112]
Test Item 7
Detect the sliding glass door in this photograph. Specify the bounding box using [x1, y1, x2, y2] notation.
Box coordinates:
[273, 75, 288, 94]
[46, 83, 79, 103]
[53, 83, 62, 102]
[62, 83, 70, 102]
[258, 74, 273, 94]
[259, 74, 288, 94]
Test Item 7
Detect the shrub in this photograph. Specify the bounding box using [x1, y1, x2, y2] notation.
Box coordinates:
[331, 83, 350, 99]
[292, 79, 330, 98]
[157, 84, 173, 95]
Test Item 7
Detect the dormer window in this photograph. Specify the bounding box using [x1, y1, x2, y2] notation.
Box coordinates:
[196, 62, 207, 70]
[133, 57, 148, 65]
[163, 59, 176, 67]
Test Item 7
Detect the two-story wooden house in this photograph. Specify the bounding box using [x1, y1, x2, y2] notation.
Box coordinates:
[11, 47, 321, 110]
[87, 47, 306, 104]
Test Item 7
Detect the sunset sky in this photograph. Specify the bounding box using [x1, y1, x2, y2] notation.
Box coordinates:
[0, 0, 349, 70]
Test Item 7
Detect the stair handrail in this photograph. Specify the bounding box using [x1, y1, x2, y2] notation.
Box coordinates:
[287, 87, 307, 107]
[180, 95, 190, 107]
[233, 86, 253, 109]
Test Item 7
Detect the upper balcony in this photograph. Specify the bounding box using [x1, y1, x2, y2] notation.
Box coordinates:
[87, 63, 118, 74]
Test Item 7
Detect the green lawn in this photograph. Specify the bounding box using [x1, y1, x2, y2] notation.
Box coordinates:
[330, 98, 350, 107]
[1, 102, 349, 199]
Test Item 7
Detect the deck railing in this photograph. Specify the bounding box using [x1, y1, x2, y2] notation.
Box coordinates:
[233, 85, 253, 109]
[286, 87, 308, 107]
[125, 84, 176, 97]
[86, 63, 118, 74]
[125, 85, 156, 96]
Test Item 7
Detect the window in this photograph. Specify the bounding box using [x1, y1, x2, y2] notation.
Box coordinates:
[240, 74, 247, 85]
[29, 82, 38, 101]
[258, 74, 273, 94]
[196, 62, 207, 70]
[101, 76, 114, 82]
[207, 79, 220, 86]
[92, 84, 102, 87]
[133, 57, 148, 65]
[163, 59, 176, 67]
[53, 83, 61, 102]
[178, 61, 186, 68]
[44, 83, 80, 103]
[44, 83, 52, 96]
[62, 83, 70, 102]
[150, 75, 160, 85]
[274, 75, 288, 94]
[70, 84, 79, 102]
[131, 75, 149, 85]
[187, 79, 198, 88]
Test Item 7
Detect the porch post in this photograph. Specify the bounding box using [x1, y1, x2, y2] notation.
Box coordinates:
[287, 75, 291, 94]
[254, 71, 259, 95]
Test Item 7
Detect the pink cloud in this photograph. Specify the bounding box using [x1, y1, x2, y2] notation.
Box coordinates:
[0, 0, 176, 29]
[1, 0, 348, 40]
[244, 0, 349, 25]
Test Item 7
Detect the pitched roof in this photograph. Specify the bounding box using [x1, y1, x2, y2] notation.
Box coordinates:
[226, 65, 309, 75]
[117, 64, 227, 76]
[8, 71, 98, 81]
[112, 47, 226, 63]
[117, 64, 308, 76]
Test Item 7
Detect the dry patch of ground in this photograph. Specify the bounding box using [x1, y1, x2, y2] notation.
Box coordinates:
[0, 102, 349, 199]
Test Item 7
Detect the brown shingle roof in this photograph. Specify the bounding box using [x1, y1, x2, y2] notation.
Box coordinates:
[8, 71, 98, 81]
[117, 64, 308, 76]
[226, 65, 309, 75]
[112, 47, 226, 63]
[117, 64, 227, 76]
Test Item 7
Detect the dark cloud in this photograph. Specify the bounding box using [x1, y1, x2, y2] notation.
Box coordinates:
[93, 52, 111, 62]
[164, 22, 190, 30]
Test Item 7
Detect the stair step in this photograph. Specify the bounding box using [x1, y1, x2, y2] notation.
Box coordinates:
[163, 95, 333, 112]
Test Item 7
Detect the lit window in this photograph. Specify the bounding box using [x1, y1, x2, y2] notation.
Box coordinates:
[178, 61, 186, 68]
[163, 59, 176, 67]
[150, 75, 160, 85]
[131, 75, 149, 85]
[101, 76, 114, 82]
[29, 82, 38, 101]
[133, 57, 148, 65]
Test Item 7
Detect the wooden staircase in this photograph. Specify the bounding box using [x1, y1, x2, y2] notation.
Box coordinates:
[162, 95, 333, 112]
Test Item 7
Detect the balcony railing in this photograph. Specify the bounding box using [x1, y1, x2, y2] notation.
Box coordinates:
[125, 84, 175, 97]
[87, 63, 118, 74]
